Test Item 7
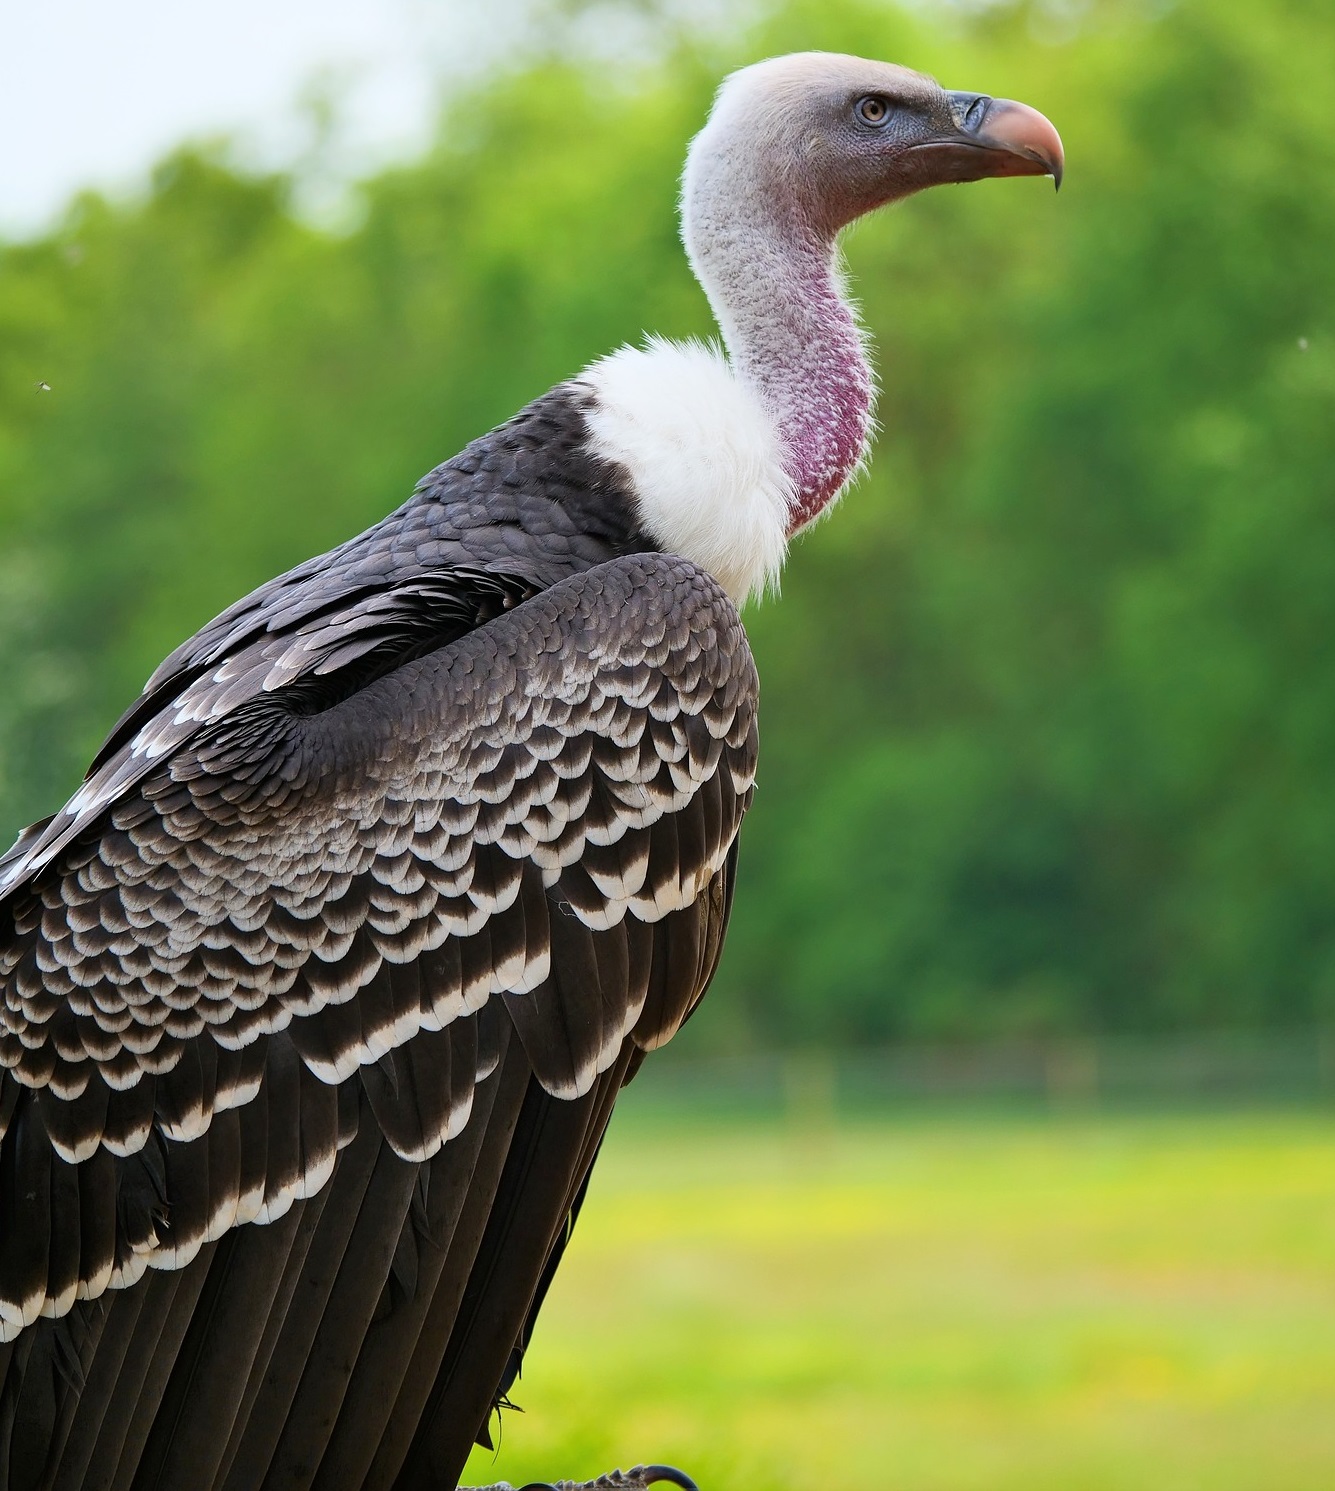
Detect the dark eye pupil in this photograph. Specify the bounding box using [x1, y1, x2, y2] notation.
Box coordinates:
[858, 96, 888, 124]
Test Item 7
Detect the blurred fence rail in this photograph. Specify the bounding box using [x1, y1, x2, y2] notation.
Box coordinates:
[622, 1032, 1335, 1119]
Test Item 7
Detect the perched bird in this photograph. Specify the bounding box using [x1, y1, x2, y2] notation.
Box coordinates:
[0, 53, 1060, 1491]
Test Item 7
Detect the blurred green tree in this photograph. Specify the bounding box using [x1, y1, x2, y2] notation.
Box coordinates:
[1, 0, 1330, 1043]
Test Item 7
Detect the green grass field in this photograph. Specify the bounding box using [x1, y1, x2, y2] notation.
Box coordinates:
[461, 1106, 1335, 1490]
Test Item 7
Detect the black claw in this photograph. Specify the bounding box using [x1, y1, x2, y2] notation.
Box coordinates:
[475, 1467, 697, 1491]
[636, 1469, 699, 1490]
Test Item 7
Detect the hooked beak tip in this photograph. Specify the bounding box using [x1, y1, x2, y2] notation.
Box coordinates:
[976, 96, 1065, 189]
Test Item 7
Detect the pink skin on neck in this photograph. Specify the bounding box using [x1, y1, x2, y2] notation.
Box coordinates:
[723, 233, 874, 535]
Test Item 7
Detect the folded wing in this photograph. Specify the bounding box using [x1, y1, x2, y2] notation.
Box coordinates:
[0, 552, 757, 1490]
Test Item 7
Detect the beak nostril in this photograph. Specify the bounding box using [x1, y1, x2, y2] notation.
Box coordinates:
[963, 95, 992, 133]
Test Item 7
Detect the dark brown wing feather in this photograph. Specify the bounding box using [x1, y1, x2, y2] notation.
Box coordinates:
[0, 552, 757, 1490]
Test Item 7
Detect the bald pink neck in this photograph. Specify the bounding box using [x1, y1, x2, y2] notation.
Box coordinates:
[696, 219, 874, 533]
[737, 235, 873, 531]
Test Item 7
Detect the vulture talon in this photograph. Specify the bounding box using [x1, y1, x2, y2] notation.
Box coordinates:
[467, 1469, 699, 1490]
[638, 1469, 700, 1489]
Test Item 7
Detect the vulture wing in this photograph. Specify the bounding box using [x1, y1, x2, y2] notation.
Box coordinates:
[0, 550, 756, 1491]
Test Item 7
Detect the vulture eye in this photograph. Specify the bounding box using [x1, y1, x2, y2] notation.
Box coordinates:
[854, 95, 892, 127]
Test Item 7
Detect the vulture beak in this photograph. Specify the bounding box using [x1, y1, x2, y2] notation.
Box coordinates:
[910, 92, 1065, 191]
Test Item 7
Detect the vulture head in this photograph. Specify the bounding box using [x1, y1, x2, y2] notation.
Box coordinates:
[586, 53, 1063, 597]
[683, 52, 1063, 247]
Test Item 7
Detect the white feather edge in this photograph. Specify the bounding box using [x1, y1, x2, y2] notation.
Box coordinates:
[0, 857, 743, 1339]
[578, 338, 793, 606]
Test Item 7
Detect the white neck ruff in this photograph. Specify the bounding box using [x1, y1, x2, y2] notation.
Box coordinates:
[579, 339, 794, 606]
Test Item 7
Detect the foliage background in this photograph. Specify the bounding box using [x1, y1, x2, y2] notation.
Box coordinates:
[1, 0, 1332, 1045]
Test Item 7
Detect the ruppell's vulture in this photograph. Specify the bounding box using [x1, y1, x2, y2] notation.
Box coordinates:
[0, 53, 1060, 1491]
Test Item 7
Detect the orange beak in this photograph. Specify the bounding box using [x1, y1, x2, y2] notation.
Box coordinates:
[907, 92, 1065, 192]
[958, 95, 1065, 189]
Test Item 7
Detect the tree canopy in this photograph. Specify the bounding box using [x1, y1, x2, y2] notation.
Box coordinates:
[2, 0, 1331, 1044]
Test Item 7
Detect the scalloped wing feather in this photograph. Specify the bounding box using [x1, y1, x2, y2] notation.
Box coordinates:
[0, 553, 757, 1342]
